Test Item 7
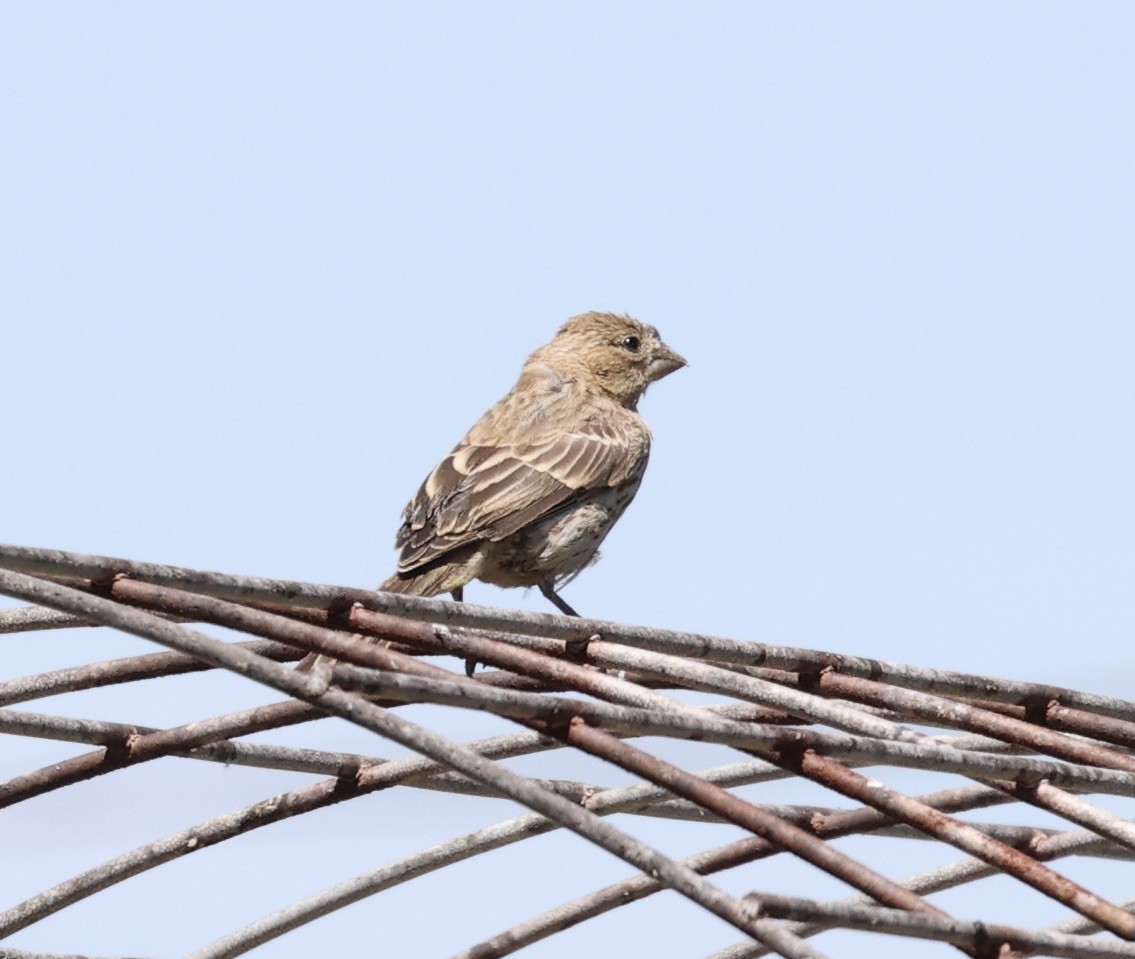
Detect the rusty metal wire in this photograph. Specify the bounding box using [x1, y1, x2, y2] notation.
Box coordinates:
[1, 544, 1134, 959]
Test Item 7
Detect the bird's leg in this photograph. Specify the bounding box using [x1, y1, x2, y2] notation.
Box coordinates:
[449, 586, 478, 674]
[539, 579, 596, 661]
[538, 580, 580, 617]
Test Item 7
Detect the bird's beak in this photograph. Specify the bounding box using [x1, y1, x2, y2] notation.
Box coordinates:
[647, 342, 688, 382]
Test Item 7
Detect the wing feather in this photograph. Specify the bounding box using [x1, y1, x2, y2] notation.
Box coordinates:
[394, 396, 647, 574]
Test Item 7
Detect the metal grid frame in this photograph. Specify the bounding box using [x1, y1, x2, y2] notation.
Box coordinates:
[1, 543, 1134, 959]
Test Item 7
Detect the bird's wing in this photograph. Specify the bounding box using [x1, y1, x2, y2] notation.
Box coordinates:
[394, 410, 647, 574]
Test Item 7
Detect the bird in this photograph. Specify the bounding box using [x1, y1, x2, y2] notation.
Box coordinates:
[298, 312, 684, 675]
[378, 311, 686, 616]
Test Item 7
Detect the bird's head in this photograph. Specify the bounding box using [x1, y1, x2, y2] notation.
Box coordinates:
[531, 312, 687, 409]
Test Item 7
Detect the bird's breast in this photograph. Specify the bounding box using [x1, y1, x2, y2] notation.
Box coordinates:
[481, 483, 640, 587]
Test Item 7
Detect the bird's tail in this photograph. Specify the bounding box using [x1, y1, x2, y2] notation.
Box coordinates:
[295, 565, 459, 674]
[377, 566, 456, 597]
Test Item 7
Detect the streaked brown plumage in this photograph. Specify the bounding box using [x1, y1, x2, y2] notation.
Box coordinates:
[382, 311, 686, 615]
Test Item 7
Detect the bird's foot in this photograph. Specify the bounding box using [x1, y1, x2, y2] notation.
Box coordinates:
[538, 581, 580, 617]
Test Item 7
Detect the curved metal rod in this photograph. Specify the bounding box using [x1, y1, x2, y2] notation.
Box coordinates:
[0, 698, 314, 807]
[0, 698, 600, 809]
[0, 704, 815, 820]
[1047, 899, 1135, 938]
[323, 666, 1135, 797]
[24, 576, 1125, 926]
[0, 726, 554, 937]
[184, 755, 837, 959]
[0, 948, 149, 959]
[4, 549, 1130, 953]
[401, 618, 1135, 866]
[451, 784, 1004, 959]
[14, 703, 1116, 847]
[0, 569, 824, 959]
[32, 567, 1124, 943]
[0, 604, 91, 633]
[2, 543, 1133, 719]
[0, 593, 606, 807]
[0, 640, 301, 708]
[737, 891, 1135, 959]
[581, 642, 1135, 853]
[323, 623, 1135, 937]
[714, 825, 1135, 959]
[196, 779, 1011, 959]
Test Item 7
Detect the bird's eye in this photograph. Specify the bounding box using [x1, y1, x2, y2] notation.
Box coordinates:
[621, 335, 640, 352]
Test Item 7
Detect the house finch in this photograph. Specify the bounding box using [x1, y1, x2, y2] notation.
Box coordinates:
[380, 311, 686, 616]
[300, 312, 684, 673]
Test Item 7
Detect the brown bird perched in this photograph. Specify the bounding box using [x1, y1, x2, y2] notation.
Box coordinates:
[382, 311, 686, 616]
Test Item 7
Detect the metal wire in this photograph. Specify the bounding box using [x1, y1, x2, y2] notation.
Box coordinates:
[1, 543, 1134, 959]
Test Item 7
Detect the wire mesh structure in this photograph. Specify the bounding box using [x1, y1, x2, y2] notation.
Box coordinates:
[2, 542, 1135, 958]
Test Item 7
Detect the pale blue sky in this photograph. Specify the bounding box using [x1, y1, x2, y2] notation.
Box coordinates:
[3, 4, 1135, 957]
